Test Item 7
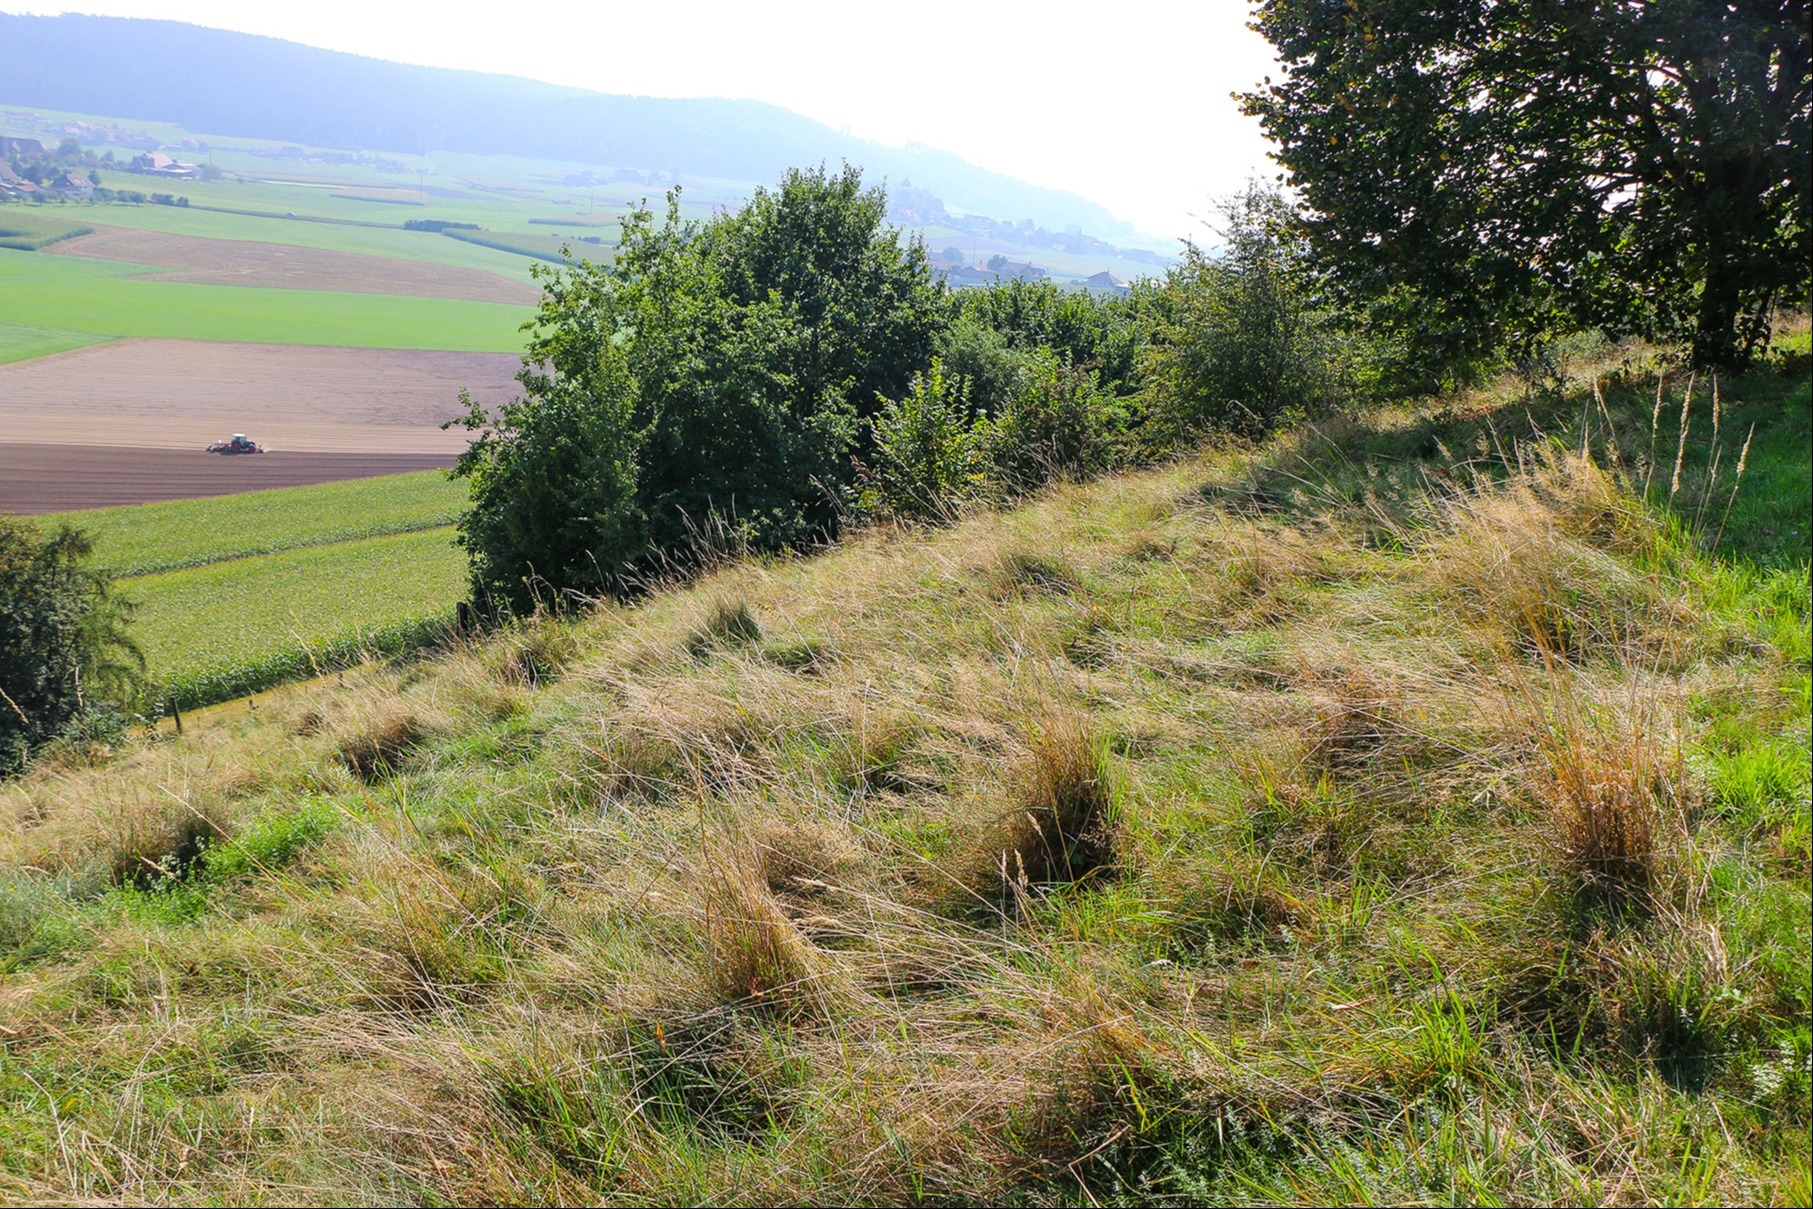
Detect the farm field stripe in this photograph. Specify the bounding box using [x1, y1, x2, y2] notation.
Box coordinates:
[124, 527, 468, 708]
[0, 254, 531, 351]
[0, 444, 460, 514]
[48, 469, 469, 577]
[44, 225, 541, 305]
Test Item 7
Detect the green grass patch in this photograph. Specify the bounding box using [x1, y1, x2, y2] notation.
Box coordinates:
[54, 470, 469, 577]
[0, 316, 107, 365]
[1691, 357, 1813, 571]
[0, 210, 94, 250]
[0, 247, 531, 351]
[201, 798, 341, 884]
[123, 527, 468, 711]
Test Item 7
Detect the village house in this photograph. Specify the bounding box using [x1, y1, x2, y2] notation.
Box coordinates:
[993, 260, 1049, 282]
[0, 162, 39, 199]
[47, 171, 94, 198]
[1081, 270, 1130, 297]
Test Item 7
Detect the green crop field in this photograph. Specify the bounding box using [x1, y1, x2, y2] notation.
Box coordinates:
[0, 317, 108, 365]
[0, 210, 94, 250]
[0, 247, 531, 350]
[53, 470, 469, 577]
[57, 198, 545, 278]
[122, 526, 468, 710]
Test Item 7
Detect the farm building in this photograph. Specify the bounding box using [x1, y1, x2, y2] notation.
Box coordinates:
[130, 151, 202, 178]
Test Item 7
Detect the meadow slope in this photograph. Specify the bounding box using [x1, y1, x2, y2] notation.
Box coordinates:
[0, 364, 1807, 1205]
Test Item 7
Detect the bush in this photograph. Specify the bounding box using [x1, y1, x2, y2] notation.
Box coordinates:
[1142, 184, 1349, 437]
[453, 165, 944, 608]
[985, 348, 1126, 491]
[864, 358, 988, 519]
[0, 520, 141, 774]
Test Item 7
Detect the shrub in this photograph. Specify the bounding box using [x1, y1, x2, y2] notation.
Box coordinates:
[0, 520, 141, 774]
[865, 358, 988, 519]
[453, 166, 944, 605]
[1142, 184, 1349, 437]
[985, 349, 1126, 491]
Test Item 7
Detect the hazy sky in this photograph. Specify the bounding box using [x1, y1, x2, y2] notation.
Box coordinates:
[10, 3, 1282, 240]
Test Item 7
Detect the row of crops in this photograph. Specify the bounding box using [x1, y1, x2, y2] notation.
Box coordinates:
[62, 473, 474, 713]
[0, 211, 94, 251]
[441, 226, 607, 264]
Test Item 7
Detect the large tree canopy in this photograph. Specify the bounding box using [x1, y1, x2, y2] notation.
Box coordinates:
[452, 165, 944, 613]
[1242, 0, 1812, 368]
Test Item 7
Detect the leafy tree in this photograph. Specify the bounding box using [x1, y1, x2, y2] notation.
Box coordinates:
[449, 260, 645, 614]
[1242, 0, 1812, 368]
[0, 520, 142, 773]
[452, 165, 944, 608]
[617, 165, 944, 555]
[1142, 185, 1348, 436]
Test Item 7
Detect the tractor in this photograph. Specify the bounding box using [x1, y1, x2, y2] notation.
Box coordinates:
[206, 433, 264, 454]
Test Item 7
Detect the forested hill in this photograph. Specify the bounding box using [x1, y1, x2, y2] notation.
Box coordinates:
[0, 13, 1132, 237]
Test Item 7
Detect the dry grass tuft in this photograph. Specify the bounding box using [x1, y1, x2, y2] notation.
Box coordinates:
[697, 829, 827, 1009]
[686, 596, 762, 657]
[292, 706, 328, 736]
[959, 713, 1118, 898]
[592, 677, 782, 799]
[742, 809, 868, 898]
[1298, 657, 1399, 773]
[1432, 496, 1652, 661]
[485, 611, 581, 688]
[104, 789, 230, 886]
[979, 548, 1079, 597]
[334, 700, 432, 780]
[1528, 684, 1685, 914]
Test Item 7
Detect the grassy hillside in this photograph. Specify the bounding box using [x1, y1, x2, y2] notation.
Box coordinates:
[0, 357, 1805, 1205]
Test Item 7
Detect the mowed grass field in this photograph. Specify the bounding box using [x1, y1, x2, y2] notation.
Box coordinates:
[0, 247, 532, 358]
[35, 472, 473, 711]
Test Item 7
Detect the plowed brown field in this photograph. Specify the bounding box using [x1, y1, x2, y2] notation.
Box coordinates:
[43, 225, 541, 305]
[0, 445, 456, 513]
[0, 338, 516, 454]
[0, 338, 519, 509]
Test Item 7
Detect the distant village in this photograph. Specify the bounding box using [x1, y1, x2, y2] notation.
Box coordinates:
[3, 112, 1156, 291]
[0, 115, 217, 201]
